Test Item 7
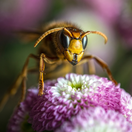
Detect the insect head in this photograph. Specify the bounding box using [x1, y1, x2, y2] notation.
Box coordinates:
[34, 27, 107, 65]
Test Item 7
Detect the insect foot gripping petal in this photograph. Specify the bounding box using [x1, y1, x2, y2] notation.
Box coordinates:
[38, 53, 45, 96]
[38, 74, 44, 96]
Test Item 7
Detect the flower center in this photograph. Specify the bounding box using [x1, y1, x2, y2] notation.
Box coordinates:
[68, 81, 82, 90]
[51, 74, 101, 100]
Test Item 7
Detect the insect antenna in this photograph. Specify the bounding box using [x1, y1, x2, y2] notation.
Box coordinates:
[63, 28, 73, 37]
[81, 31, 108, 44]
[34, 27, 64, 47]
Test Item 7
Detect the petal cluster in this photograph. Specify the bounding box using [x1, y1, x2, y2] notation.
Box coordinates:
[56, 107, 132, 132]
[29, 73, 131, 132]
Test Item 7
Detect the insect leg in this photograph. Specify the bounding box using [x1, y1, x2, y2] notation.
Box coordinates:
[88, 60, 96, 74]
[0, 54, 39, 111]
[19, 54, 39, 103]
[81, 55, 118, 85]
[75, 60, 96, 74]
[19, 67, 39, 103]
[19, 68, 38, 104]
[38, 53, 45, 96]
[38, 53, 59, 95]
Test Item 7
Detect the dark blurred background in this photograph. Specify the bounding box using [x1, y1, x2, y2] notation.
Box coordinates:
[0, 0, 132, 131]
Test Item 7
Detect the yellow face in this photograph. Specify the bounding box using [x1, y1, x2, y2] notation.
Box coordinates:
[64, 39, 84, 65]
[60, 28, 87, 65]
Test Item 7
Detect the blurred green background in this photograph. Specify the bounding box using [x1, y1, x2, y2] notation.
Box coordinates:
[0, 0, 132, 131]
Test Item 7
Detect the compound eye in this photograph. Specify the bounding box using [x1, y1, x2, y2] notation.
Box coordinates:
[60, 31, 70, 48]
[82, 36, 88, 49]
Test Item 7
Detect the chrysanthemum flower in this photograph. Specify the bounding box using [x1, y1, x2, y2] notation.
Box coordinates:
[56, 106, 132, 132]
[28, 73, 132, 132]
[7, 73, 132, 132]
